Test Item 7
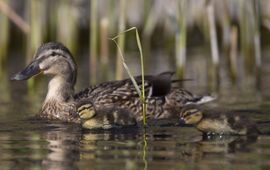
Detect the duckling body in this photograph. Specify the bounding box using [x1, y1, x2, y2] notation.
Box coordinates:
[179, 105, 260, 135]
[195, 112, 258, 135]
[11, 42, 214, 123]
[77, 101, 137, 129]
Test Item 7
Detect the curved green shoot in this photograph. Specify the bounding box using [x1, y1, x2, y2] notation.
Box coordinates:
[110, 27, 147, 126]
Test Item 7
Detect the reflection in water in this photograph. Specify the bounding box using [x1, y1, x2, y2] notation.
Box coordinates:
[79, 129, 141, 170]
[0, 120, 82, 170]
[143, 130, 148, 170]
[0, 119, 270, 170]
[77, 127, 265, 170]
[40, 123, 81, 170]
[179, 135, 258, 162]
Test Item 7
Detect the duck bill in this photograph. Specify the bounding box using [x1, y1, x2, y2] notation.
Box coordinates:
[10, 61, 41, 81]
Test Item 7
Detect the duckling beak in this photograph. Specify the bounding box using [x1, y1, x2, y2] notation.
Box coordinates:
[179, 117, 186, 125]
[10, 60, 41, 81]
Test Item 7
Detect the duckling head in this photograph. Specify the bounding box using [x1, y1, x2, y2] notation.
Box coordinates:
[179, 105, 203, 125]
[11, 42, 77, 86]
[77, 102, 96, 120]
[77, 101, 108, 129]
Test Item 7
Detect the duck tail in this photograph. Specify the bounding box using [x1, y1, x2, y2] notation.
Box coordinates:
[171, 79, 193, 83]
[255, 120, 270, 124]
[187, 95, 216, 105]
[253, 121, 270, 135]
[251, 126, 263, 135]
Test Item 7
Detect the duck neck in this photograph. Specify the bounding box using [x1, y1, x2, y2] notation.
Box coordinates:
[45, 75, 75, 103]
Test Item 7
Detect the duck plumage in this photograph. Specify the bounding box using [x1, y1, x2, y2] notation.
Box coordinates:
[11, 42, 215, 124]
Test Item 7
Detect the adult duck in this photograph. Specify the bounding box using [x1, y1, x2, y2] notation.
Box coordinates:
[11, 42, 214, 124]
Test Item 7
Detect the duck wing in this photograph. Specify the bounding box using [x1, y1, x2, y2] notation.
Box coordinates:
[74, 71, 175, 101]
[74, 72, 215, 120]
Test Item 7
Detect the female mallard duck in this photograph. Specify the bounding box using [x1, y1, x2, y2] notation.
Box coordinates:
[77, 101, 136, 129]
[11, 42, 214, 124]
[179, 105, 260, 135]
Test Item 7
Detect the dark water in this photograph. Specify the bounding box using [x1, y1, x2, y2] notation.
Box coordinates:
[1, 107, 270, 170]
[1, 50, 270, 170]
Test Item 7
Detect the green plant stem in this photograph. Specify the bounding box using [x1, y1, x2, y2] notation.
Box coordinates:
[111, 27, 147, 126]
[135, 29, 146, 126]
[111, 39, 141, 96]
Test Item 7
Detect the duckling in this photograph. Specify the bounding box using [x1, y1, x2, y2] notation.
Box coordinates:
[11, 42, 214, 123]
[179, 105, 260, 135]
[77, 101, 137, 129]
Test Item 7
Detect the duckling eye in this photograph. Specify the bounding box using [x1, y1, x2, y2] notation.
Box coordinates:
[185, 111, 192, 117]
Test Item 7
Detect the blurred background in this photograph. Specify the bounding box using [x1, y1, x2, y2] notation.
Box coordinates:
[1, 1, 270, 169]
[0, 0, 270, 101]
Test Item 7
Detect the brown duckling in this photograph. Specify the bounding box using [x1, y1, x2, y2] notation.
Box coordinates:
[179, 105, 261, 135]
[77, 101, 137, 130]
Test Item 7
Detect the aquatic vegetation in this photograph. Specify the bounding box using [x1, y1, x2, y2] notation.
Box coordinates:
[111, 27, 147, 125]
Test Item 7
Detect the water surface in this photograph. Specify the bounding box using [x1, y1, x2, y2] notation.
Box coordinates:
[1, 50, 270, 170]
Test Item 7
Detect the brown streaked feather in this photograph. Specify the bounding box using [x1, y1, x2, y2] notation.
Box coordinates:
[39, 100, 79, 123]
[12, 42, 214, 124]
[73, 74, 208, 121]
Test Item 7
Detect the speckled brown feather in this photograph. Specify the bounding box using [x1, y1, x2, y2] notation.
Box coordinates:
[74, 76, 205, 121]
[39, 100, 80, 123]
[12, 42, 214, 124]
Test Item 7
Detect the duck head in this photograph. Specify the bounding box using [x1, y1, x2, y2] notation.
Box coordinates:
[11, 42, 77, 86]
[11, 42, 77, 102]
[179, 105, 203, 125]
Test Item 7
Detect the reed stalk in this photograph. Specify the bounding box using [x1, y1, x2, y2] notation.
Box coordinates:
[27, 0, 45, 91]
[48, 1, 57, 39]
[229, 26, 238, 83]
[90, 0, 97, 84]
[175, 0, 187, 79]
[115, 0, 126, 80]
[0, 0, 29, 34]
[143, 3, 157, 37]
[0, 0, 9, 73]
[143, 129, 148, 170]
[100, 17, 109, 80]
[201, 4, 210, 44]
[142, 0, 151, 63]
[220, 0, 231, 51]
[207, 1, 220, 88]
[107, 0, 117, 35]
[253, 0, 262, 89]
[239, 0, 253, 75]
[143, 0, 150, 23]
[27, 0, 45, 59]
[111, 27, 147, 126]
[57, 0, 78, 54]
